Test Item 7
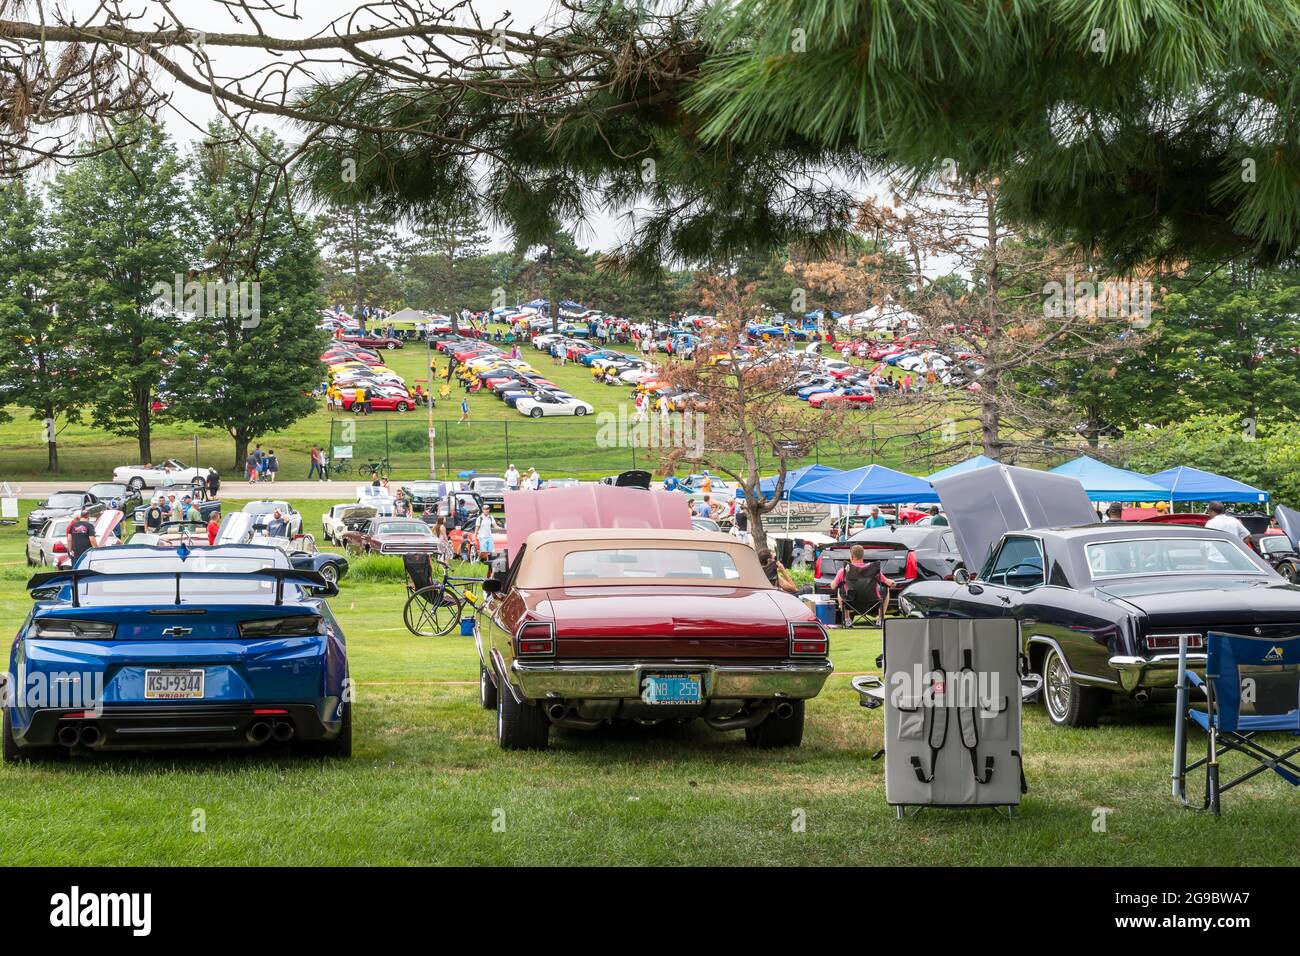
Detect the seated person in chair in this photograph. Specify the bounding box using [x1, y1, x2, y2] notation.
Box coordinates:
[833, 544, 882, 627]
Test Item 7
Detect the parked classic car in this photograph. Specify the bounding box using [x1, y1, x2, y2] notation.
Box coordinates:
[112, 459, 208, 490]
[86, 482, 143, 516]
[400, 481, 450, 513]
[476, 486, 832, 750]
[5, 543, 350, 760]
[216, 514, 349, 586]
[242, 500, 302, 537]
[341, 515, 441, 555]
[26, 490, 105, 535]
[53, 511, 124, 568]
[898, 464, 1300, 728]
[813, 525, 963, 597]
[467, 476, 508, 510]
[25, 517, 73, 566]
[322, 503, 380, 544]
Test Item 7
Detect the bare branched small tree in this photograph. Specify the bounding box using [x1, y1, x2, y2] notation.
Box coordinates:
[660, 276, 858, 553]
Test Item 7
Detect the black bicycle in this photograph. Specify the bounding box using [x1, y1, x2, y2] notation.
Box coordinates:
[402, 554, 485, 637]
[362, 457, 390, 477]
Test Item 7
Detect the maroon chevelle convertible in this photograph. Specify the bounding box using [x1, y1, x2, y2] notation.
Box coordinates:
[477, 486, 831, 750]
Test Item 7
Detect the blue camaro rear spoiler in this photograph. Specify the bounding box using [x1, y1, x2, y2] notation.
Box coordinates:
[26, 567, 337, 607]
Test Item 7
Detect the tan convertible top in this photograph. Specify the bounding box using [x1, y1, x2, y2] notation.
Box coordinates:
[513, 528, 772, 589]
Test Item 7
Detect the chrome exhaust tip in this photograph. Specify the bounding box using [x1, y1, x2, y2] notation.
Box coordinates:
[79, 724, 102, 747]
[271, 721, 295, 743]
[774, 701, 795, 720]
[57, 725, 80, 747]
[546, 703, 567, 721]
[1134, 689, 1150, 703]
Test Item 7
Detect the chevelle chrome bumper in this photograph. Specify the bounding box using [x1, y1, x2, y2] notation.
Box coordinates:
[510, 659, 833, 701]
[1108, 653, 1207, 692]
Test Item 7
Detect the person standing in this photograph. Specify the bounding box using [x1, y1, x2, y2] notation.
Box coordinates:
[459, 397, 470, 424]
[246, 451, 258, 484]
[65, 510, 98, 562]
[266, 450, 278, 483]
[206, 468, 220, 499]
[354, 385, 368, 415]
[505, 464, 520, 491]
[1205, 501, 1250, 540]
[474, 506, 497, 559]
[266, 509, 289, 538]
[207, 510, 221, 546]
[144, 496, 164, 532]
[308, 445, 323, 480]
[863, 506, 887, 529]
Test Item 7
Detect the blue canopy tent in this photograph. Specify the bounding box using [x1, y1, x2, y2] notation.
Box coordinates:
[1048, 455, 1170, 502]
[795, 464, 941, 505]
[926, 455, 1000, 483]
[1146, 466, 1269, 504]
[735, 464, 841, 501]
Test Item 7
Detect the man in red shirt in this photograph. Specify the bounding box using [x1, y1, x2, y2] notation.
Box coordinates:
[207, 511, 221, 546]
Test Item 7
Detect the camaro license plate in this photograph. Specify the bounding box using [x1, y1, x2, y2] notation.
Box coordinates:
[144, 669, 205, 700]
[641, 673, 702, 705]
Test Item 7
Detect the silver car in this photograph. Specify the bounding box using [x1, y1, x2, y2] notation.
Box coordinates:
[25, 518, 72, 566]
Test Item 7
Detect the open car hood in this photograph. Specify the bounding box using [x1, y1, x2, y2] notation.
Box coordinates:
[503, 485, 691, 560]
[932, 464, 1096, 571]
[1276, 505, 1300, 552]
[94, 509, 123, 541]
[215, 512, 255, 545]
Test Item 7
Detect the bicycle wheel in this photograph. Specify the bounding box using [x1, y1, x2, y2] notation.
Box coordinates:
[403, 585, 463, 637]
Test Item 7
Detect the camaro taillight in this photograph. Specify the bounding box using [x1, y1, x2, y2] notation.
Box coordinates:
[32, 619, 116, 640]
[904, 551, 918, 580]
[789, 622, 829, 657]
[1145, 633, 1205, 651]
[515, 621, 555, 657]
[238, 615, 325, 638]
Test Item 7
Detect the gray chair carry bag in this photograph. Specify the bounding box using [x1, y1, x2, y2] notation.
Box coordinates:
[865, 618, 1028, 815]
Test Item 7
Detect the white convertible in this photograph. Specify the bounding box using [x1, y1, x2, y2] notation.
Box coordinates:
[112, 458, 208, 490]
[516, 393, 594, 418]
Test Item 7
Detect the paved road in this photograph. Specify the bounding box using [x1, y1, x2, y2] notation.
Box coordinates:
[10, 480, 360, 501]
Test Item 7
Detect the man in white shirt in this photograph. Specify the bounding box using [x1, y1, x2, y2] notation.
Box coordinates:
[505, 464, 520, 491]
[1205, 501, 1250, 540]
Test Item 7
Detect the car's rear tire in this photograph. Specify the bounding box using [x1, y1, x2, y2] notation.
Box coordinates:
[495, 663, 548, 750]
[128, 477, 145, 491]
[529, 408, 543, 418]
[1041, 646, 1105, 728]
[319, 563, 339, 586]
[3, 707, 66, 763]
[574, 406, 587, 416]
[745, 700, 805, 748]
[480, 662, 498, 710]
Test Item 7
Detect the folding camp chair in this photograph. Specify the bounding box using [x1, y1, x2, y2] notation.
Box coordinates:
[836, 562, 881, 627]
[1173, 631, 1300, 815]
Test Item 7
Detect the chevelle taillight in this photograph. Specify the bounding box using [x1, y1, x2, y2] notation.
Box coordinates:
[1145, 633, 1205, 651]
[789, 622, 830, 657]
[515, 621, 555, 657]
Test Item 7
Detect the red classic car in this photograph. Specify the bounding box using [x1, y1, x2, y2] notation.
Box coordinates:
[341, 334, 403, 350]
[341, 515, 441, 555]
[476, 486, 832, 750]
[338, 390, 416, 412]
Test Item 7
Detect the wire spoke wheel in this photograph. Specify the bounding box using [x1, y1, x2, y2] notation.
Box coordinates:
[403, 585, 462, 637]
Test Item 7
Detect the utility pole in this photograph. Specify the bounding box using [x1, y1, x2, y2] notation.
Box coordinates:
[427, 326, 437, 479]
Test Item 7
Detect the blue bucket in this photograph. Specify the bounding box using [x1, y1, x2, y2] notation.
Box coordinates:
[459, 618, 476, 636]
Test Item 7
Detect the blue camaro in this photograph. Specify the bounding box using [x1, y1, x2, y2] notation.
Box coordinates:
[2, 543, 352, 761]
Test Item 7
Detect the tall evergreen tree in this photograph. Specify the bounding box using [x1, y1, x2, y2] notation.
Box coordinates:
[402, 201, 491, 329]
[0, 179, 79, 472]
[49, 120, 189, 464]
[316, 202, 403, 317]
[168, 125, 326, 473]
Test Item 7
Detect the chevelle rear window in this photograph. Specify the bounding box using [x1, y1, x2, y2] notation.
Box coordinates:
[1086, 538, 1262, 578]
[374, 521, 432, 536]
[562, 548, 741, 581]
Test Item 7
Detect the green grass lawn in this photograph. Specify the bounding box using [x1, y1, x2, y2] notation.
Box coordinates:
[0, 496, 1292, 865]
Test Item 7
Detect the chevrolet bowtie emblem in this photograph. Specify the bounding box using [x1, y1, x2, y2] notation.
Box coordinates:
[161, 626, 193, 637]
